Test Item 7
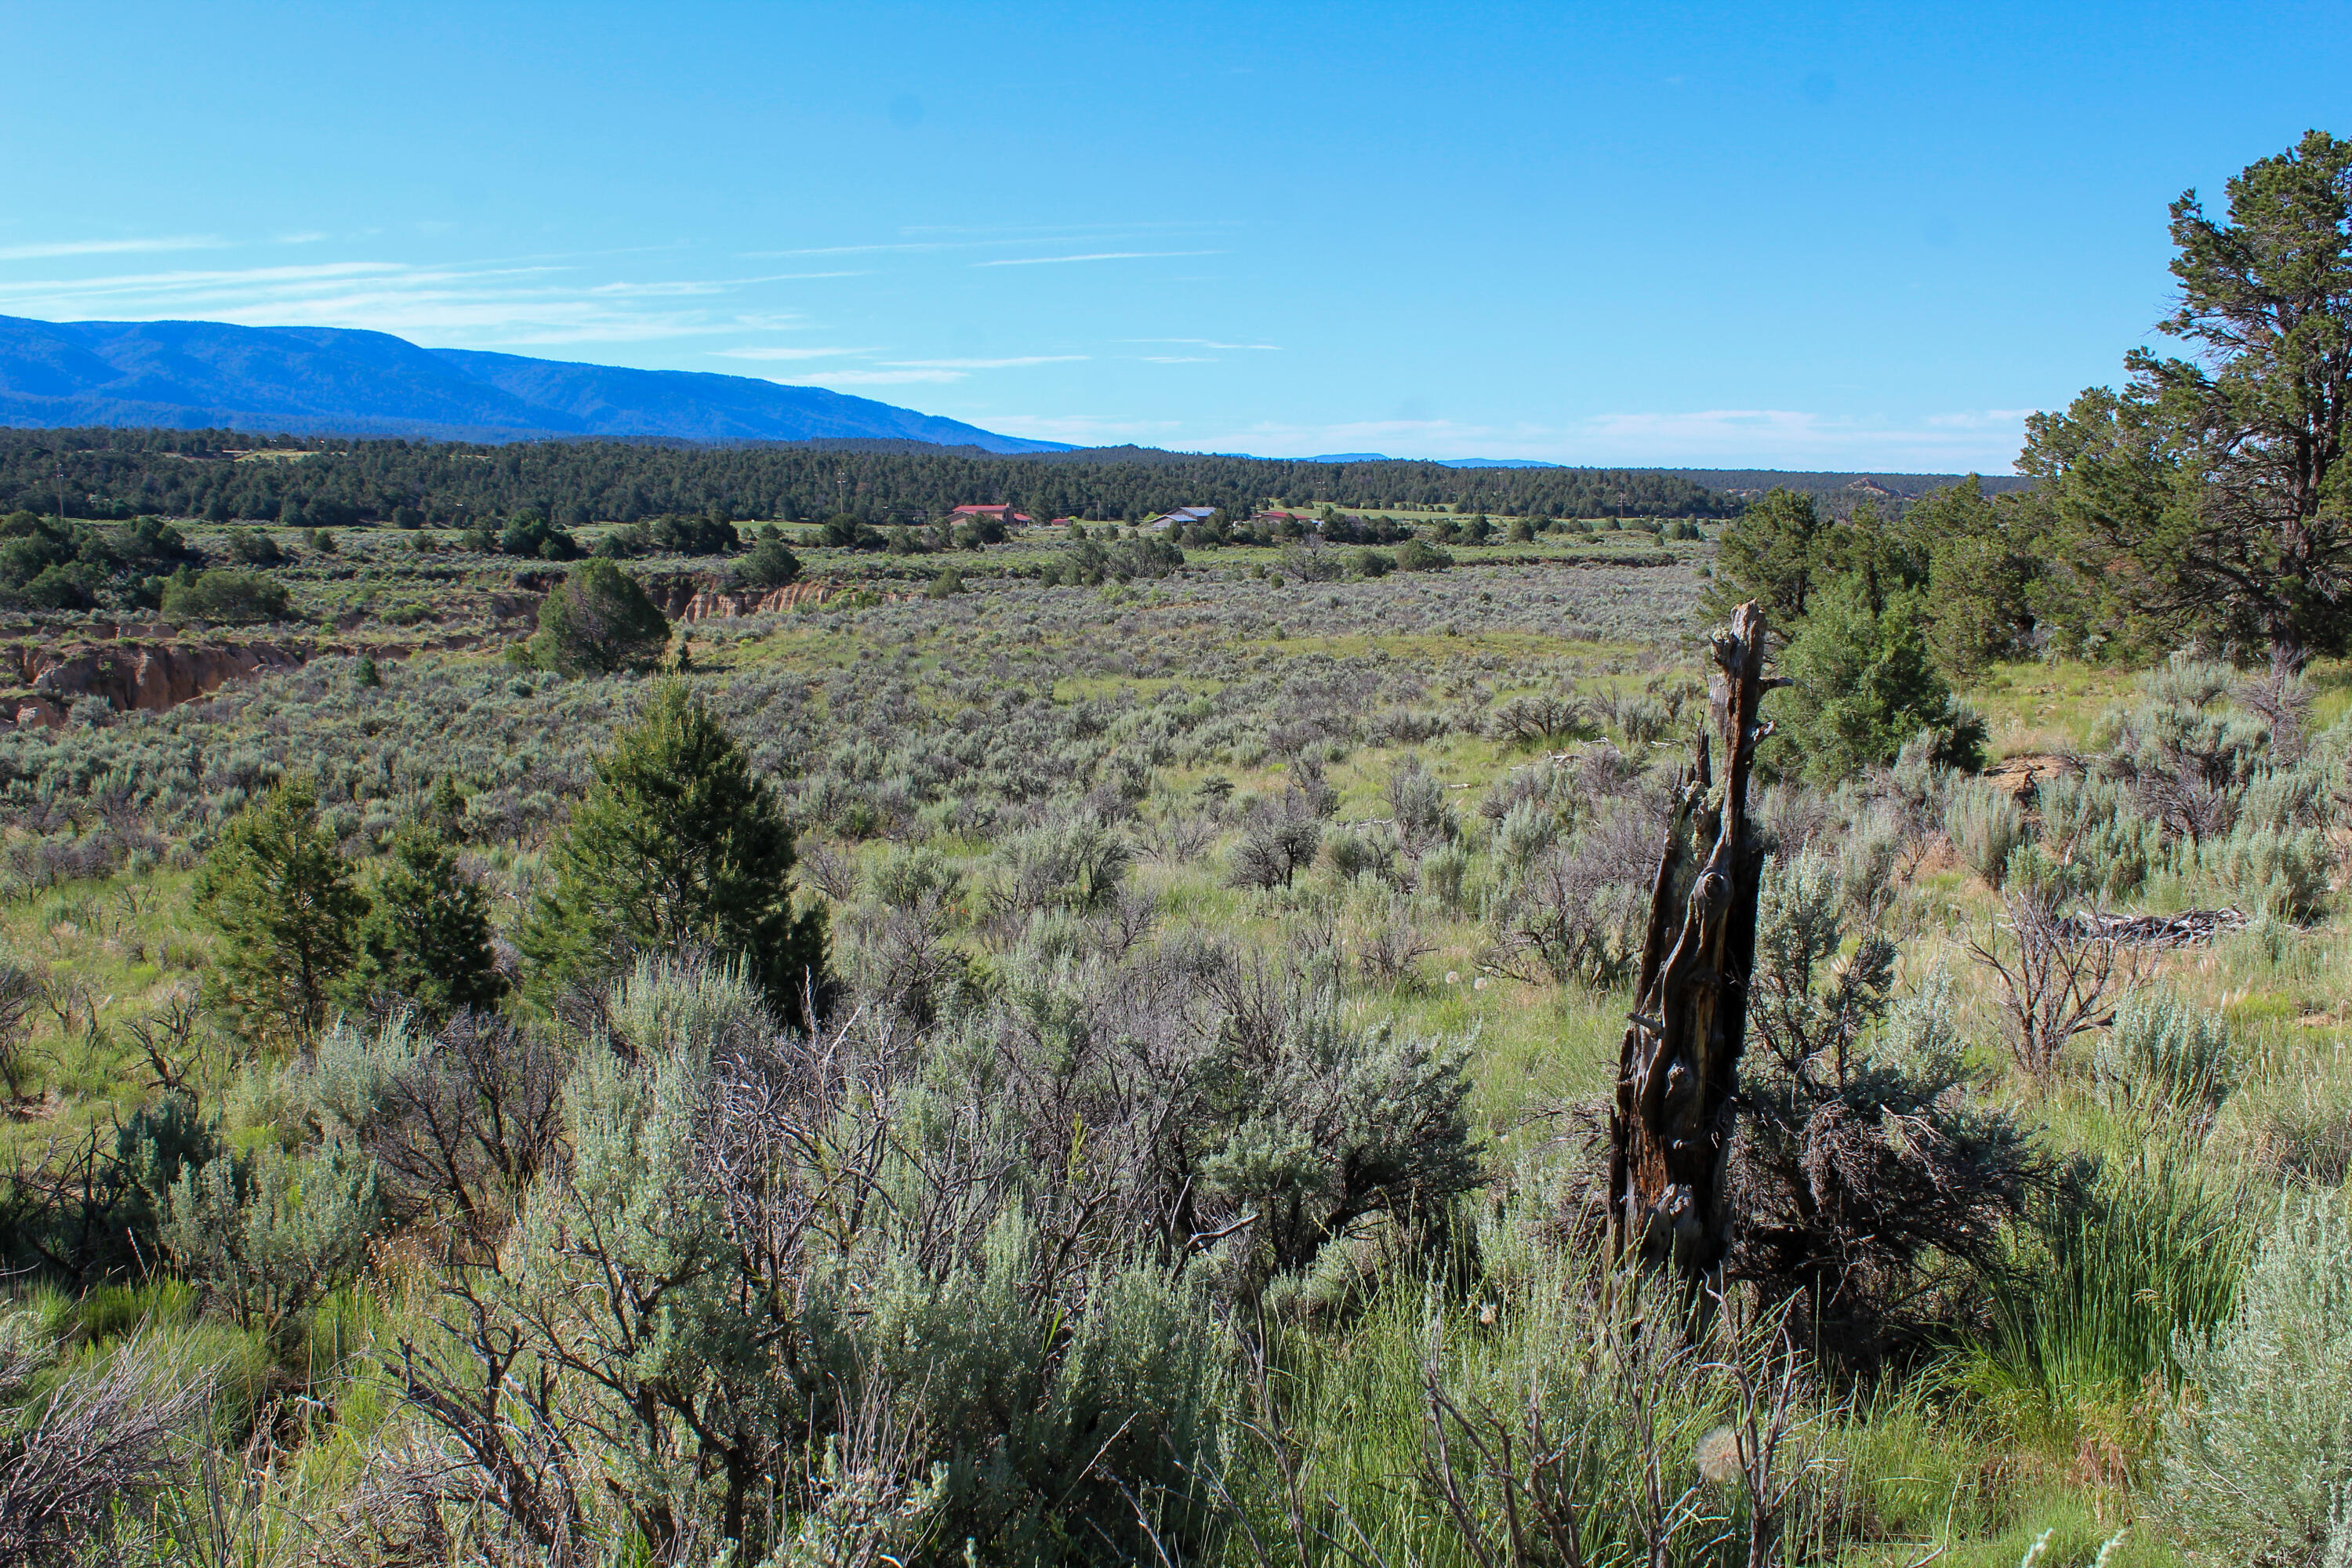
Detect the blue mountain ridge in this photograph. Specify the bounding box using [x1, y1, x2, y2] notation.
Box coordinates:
[0, 314, 1069, 452]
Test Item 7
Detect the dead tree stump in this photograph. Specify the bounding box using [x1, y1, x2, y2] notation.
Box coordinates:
[1608, 601, 1776, 1284]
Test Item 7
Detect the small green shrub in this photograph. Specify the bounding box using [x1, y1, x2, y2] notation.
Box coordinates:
[2041, 773, 2170, 898]
[1395, 538, 1453, 572]
[731, 535, 804, 590]
[220, 527, 283, 566]
[1772, 581, 1952, 782]
[2198, 821, 2332, 918]
[159, 1143, 381, 1341]
[496, 508, 582, 559]
[160, 568, 291, 625]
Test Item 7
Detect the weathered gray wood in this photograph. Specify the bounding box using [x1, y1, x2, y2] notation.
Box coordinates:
[1609, 601, 1774, 1283]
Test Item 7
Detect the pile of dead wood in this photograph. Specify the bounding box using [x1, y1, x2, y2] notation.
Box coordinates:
[2054, 907, 2251, 948]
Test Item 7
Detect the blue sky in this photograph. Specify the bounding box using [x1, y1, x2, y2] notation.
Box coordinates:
[3, 2, 2346, 470]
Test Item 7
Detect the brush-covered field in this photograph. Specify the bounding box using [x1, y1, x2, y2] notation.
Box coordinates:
[2, 542, 2347, 1568]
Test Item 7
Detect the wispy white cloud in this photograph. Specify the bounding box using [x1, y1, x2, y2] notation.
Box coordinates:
[742, 237, 1086, 258]
[0, 234, 227, 262]
[0, 256, 828, 348]
[1116, 336, 1281, 350]
[1007, 408, 2036, 470]
[799, 368, 967, 386]
[1922, 408, 2036, 429]
[587, 272, 870, 299]
[713, 345, 885, 361]
[1572, 408, 2034, 467]
[884, 354, 1087, 369]
[975, 251, 1222, 267]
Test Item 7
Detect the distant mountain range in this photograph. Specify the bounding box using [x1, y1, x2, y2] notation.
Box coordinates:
[0, 314, 1069, 452]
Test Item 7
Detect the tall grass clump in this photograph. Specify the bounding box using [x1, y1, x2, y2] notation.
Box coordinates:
[1982, 1156, 2254, 1418]
[1243, 1240, 1841, 1568]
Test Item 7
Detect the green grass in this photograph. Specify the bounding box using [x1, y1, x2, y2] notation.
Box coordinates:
[1966, 661, 2141, 757]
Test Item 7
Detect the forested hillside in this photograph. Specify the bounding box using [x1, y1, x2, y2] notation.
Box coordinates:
[0, 427, 1740, 526]
[1671, 468, 2038, 499]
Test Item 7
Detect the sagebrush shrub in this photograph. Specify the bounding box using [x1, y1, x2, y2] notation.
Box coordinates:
[2197, 820, 2332, 917]
[1944, 780, 2025, 888]
[160, 1143, 379, 1338]
[2156, 1193, 2352, 1566]
[2094, 987, 2237, 1121]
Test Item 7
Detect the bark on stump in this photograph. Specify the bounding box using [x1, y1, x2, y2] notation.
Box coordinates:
[1608, 601, 1775, 1284]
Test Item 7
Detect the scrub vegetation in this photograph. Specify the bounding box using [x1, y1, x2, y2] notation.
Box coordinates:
[1, 132, 2350, 1568]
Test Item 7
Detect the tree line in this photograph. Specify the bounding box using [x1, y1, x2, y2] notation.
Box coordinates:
[0, 429, 1738, 528]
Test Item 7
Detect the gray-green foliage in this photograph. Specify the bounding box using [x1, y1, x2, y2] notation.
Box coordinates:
[2137, 655, 2238, 710]
[1419, 840, 1472, 912]
[836, 844, 971, 1026]
[1944, 779, 2025, 888]
[299, 1008, 568, 1247]
[388, 954, 1243, 1565]
[1834, 800, 1906, 918]
[1493, 797, 1559, 873]
[986, 818, 1132, 935]
[159, 1143, 379, 1338]
[1385, 754, 1458, 855]
[2039, 772, 2172, 899]
[2196, 819, 2333, 917]
[2094, 987, 2237, 1121]
[848, 1217, 1229, 1566]
[2157, 1194, 2352, 1566]
[1199, 1001, 1479, 1276]
[945, 932, 1483, 1286]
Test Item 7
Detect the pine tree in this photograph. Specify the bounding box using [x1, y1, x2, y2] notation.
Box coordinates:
[529, 557, 670, 675]
[423, 775, 470, 841]
[339, 822, 507, 1018]
[523, 684, 826, 1018]
[194, 778, 367, 1040]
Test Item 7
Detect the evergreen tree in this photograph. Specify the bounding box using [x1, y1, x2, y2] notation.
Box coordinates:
[194, 778, 367, 1040]
[2026, 131, 2352, 664]
[339, 822, 507, 1019]
[424, 774, 470, 841]
[523, 684, 826, 1018]
[1709, 487, 1825, 624]
[1770, 580, 1954, 784]
[528, 557, 670, 676]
